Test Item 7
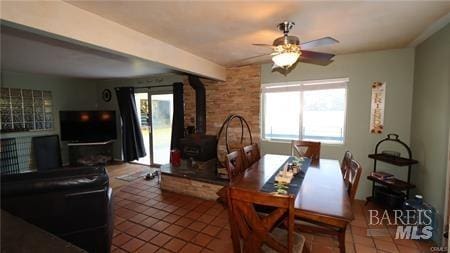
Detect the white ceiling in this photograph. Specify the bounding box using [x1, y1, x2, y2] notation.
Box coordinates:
[1, 26, 173, 79]
[66, 1, 450, 66]
[2, 2, 449, 79]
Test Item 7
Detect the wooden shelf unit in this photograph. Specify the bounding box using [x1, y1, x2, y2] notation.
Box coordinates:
[366, 134, 417, 206]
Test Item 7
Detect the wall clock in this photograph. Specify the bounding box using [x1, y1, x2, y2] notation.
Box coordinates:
[102, 89, 112, 102]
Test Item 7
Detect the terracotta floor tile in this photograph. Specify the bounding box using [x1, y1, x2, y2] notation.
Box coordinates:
[189, 221, 208, 232]
[155, 248, 171, 253]
[174, 208, 190, 216]
[397, 245, 421, 253]
[164, 224, 184, 236]
[143, 207, 160, 217]
[353, 234, 375, 247]
[142, 217, 159, 228]
[192, 233, 214, 247]
[179, 243, 203, 253]
[374, 239, 399, 253]
[354, 243, 378, 253]
[121, 238, 145, 252]
[124, 223, 147, 236]
[210, 216, 228, 228]
[116, 220, 136, 232]
[115, 216, 126, 226]
[202, 224, 221, 237]
[151, 210, 170, 220]
[186, 211, 203, 220]
[314, 235, 339, 247]
[216, 228, 231, 240]
[175, 217, 194, 227]
[130, 213, 149, 223]
[112, 233, 133, 247]
[176, 228, 197, 241]
[163, 238, 186, 252]
[152, 220, 171, 231]
[150, 233, 172, 247]
[164, 214, 181, 224]
[112, 247, 127, 253]
[201, 248, 214, 253]
[136, 242, 159, 253]
[137, 229, 159, 242]
[113, 229, 121, 238]
[198, 214, 215, 224]
[393, 239, 418, 248]
[206, 238, 234, 253]
[310, 243, 340, 253]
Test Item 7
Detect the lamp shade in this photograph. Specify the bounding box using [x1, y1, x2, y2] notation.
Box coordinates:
[272, 52, 300, 68]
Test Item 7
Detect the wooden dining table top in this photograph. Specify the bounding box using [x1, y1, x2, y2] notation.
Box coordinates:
[230, 154, 354, 223]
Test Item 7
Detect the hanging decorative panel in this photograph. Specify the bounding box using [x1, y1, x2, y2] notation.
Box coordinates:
[0, 88, 54, 132]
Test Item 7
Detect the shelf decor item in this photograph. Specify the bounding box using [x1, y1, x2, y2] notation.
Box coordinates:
[366, 133, 418, 209]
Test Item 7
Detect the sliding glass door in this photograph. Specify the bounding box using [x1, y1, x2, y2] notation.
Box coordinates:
[134, 91, 173, 166]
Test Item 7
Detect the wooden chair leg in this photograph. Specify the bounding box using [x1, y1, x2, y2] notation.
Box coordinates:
[338, 228, 346, 253]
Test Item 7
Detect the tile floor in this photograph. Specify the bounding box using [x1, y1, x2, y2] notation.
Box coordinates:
[111, 175, 436, 253]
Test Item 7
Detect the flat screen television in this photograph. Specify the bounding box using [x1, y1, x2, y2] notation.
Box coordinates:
[60, 111, 117, 142]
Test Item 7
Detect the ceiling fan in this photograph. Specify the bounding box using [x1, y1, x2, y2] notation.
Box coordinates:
[251, 21, 339, 69]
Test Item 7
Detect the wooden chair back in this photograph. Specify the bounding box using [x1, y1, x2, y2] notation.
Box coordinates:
[340, 151, 353, 177]
[345, 158, 362, 201]
[242, 143, 261, 168]
[225, 150, 246, 182]
[227, 187, 295, 253]
[291, 140, 321, 164]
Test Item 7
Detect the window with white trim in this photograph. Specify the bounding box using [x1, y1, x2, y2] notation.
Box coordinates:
[262, 78, 348, 144]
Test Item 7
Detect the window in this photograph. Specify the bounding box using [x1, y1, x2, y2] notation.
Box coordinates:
[262, 78, 348, 144]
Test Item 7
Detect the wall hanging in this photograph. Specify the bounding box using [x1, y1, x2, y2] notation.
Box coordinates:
[370, 82, 386, 134]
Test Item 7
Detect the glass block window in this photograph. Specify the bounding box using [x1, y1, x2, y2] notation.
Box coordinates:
[0, 88, 54, 132]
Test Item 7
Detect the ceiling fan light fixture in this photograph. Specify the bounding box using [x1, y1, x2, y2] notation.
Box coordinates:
[272, 51, 300, 68]
[272, 44, 301, 69]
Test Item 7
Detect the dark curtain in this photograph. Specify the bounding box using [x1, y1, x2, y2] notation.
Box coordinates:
[171, 82, 185, 150]
[115, 87, 146, 162]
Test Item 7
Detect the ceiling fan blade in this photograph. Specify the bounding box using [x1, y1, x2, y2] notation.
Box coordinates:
[301, 50, 335, 61]
[299, 58, 334, 66]
[252, 43, 274, 47]
[300, 37, 339, 50]
[235, 53, 271, 67]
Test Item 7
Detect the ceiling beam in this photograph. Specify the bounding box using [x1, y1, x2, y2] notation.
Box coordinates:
[0, 0, 226, 81]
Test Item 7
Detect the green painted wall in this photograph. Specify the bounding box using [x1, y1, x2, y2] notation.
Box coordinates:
[0, 70, 98, 164]
[410, 24, 450, 224]
[260, 48, 416, 200]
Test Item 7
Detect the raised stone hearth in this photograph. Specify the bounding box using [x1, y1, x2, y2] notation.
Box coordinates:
[160, 159, 227, 200]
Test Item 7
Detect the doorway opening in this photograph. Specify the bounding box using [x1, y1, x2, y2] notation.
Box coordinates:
[134, 92, 173, 166]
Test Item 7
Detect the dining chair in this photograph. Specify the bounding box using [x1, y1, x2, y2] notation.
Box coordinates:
[225, 150, 246, 182]
[294, 157, 362, 253]
[340, 150, 354, 178]
[227, 186, 305, 253]
[291, 140, 321, 165]
[242, 143, 261, 168]
[345, 158, 362, 201]
[217, 150, 247, 207]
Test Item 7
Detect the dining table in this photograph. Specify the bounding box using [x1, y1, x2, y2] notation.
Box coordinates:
[230, 154, 354, 253]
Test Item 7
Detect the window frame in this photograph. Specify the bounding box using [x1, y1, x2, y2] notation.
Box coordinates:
[260, 78, 349, 145]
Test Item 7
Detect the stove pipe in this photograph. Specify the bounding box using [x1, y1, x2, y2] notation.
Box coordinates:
[187, 75, 206, 134]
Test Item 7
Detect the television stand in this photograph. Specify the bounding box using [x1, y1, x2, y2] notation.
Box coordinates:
[68, 140, 114, 166]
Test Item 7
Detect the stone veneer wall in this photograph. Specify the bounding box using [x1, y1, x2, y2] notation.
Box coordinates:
[160, 174, 223, 200]
[183, 65, 261, 143]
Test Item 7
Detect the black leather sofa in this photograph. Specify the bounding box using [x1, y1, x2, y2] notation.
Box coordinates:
[1, 167, 113, 253]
